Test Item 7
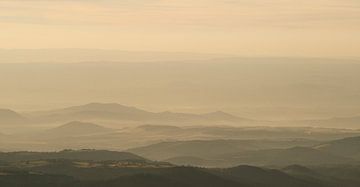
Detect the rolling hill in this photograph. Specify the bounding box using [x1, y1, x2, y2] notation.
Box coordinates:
[164, 156, 220, 167]
[282, 165, 323, 179]
[0, 160, 349, 187]
[314, 135, 360, 159]
[200, 111, 245, 121]
[28, 103, 153, 122]
[215, 165, 327, 187]
[0, 109, 27, 124]
[0, 149, 145, 162]
[1, 149, 360, 187]
[217, 147, 351, 167]
[128, 139, 321, 161]
[158, 146, 351, 167]
[45, 121, 114, 136]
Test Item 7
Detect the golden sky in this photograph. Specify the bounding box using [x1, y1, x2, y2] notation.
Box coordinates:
[0, 0, 360, 57]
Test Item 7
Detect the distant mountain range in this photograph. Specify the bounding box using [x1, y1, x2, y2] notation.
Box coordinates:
[23, 103, 250, 124]
[2, 103, 360, 128]
[45, 121, 114, 136]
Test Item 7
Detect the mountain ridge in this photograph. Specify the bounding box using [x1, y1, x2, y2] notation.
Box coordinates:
[25, 103, 250, 124]
[45, 121, 114, 136]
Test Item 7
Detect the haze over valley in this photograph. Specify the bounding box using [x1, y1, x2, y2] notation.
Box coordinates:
[1, 50, 360, 121]
[1, 0, 360, 186]
[1, 50, 360, 187]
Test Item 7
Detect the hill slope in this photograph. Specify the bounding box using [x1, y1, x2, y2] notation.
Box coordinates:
[128, 139, 321, 161]
[0, 162, 335, 187]
[45, 121, 113, 136]
[215, 165, 327, 187]
[218, 147, 351, 166]
[0, 149, 145, 162]
[0, 109, 26, 124]
[159, 146, 351, 167]
[315, 135, 360, 159]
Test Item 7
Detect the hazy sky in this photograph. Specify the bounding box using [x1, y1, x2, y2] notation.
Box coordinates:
[0, 0, 359, 57]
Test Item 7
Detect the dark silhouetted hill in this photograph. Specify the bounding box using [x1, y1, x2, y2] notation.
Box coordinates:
[215, 165, 327, 187]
